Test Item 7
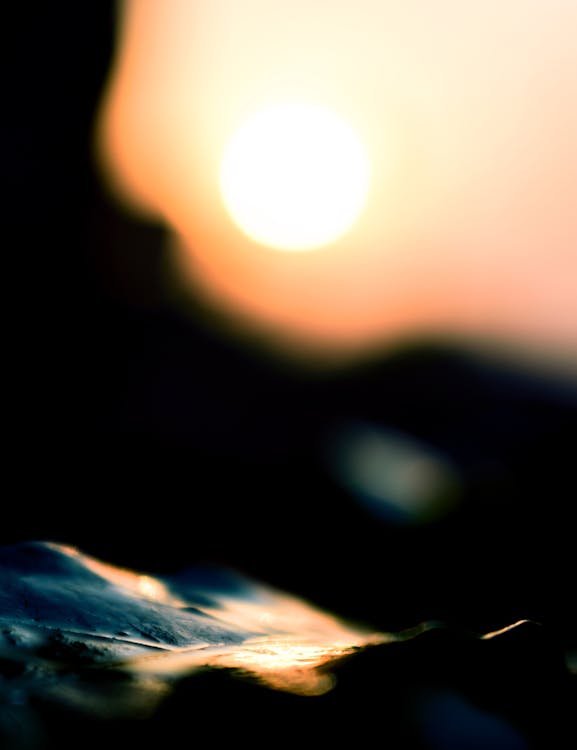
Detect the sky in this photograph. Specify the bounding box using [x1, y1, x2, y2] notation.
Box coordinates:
[98, 0, 577, 362]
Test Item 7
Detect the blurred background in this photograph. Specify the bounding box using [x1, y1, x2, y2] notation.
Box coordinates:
[4, 0, 576, 656]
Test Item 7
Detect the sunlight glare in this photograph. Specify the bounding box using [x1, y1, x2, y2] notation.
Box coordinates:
[219, 103, 370, 252]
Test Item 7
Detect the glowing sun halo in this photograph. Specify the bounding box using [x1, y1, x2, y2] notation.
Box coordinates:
[219, 103, 370, 252]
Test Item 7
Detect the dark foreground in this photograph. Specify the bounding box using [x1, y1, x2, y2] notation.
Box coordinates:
[1, 542, 575, 750]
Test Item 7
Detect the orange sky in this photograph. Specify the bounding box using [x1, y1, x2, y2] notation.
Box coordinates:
[98, 0, 577, 362]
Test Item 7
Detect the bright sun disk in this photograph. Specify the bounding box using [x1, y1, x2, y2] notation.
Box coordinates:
[219, 103, 370, 252]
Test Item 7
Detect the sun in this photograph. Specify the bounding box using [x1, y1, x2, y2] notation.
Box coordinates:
[219, 103, 370, 252]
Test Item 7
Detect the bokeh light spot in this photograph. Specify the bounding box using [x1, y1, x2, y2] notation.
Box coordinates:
[327, 423, 461, 525]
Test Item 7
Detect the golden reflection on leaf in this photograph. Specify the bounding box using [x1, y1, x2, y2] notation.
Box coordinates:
[13, 544, 388, 697]
[56, 543, 188, 607]
[1, 542, 549, 720]
[127, 634, 383, 696]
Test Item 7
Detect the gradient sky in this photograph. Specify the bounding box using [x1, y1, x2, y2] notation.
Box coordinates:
[99, 0, 577, 361]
